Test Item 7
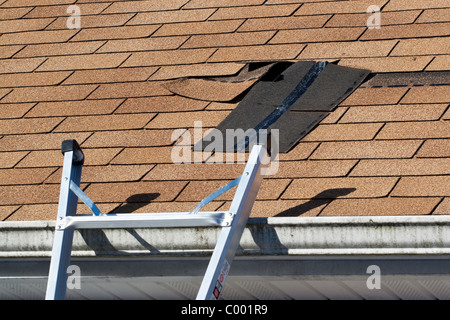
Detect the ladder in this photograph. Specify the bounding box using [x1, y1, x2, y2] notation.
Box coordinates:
[45, 139, 270, 300]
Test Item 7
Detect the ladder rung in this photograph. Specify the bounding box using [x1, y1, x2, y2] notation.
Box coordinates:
[56, 212, 234, 230]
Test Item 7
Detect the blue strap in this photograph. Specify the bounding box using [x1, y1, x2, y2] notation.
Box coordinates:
[190, 176, 242, 215]
[69, 181, 103, 216]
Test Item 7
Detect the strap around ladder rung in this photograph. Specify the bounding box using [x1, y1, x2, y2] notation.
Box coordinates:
[69, 181, 103, 216]
[189, 176, 242, 215]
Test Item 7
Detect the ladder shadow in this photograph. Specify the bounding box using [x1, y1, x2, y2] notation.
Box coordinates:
[246, 188, 356, 254]
[112, 193, 161, 214]
[79, 193, 162, 255]
[274, 188, 356, 217]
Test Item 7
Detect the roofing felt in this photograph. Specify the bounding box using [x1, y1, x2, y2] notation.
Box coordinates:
[0, 0, 449, 221]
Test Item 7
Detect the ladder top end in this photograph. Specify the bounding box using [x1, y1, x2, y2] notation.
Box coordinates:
[61, 139, 84, 166]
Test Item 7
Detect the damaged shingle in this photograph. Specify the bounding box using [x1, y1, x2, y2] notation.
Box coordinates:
[189, 60, 369, 153]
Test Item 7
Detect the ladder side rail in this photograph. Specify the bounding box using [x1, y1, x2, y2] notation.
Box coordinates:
[45, 142, 84, 300]
[196, 144, 269, 300]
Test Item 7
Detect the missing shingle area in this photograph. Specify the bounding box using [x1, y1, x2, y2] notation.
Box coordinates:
[360, 71, 450, 88]
[191, 60, 371, 153]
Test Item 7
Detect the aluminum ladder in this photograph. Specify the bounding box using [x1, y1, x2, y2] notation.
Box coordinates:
[45, 139, 270, 300]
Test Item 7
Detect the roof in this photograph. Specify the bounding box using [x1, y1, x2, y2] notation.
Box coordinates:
[0, 0, 449, 221]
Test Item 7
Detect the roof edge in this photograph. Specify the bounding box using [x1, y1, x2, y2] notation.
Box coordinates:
[1, 216, 450, 258]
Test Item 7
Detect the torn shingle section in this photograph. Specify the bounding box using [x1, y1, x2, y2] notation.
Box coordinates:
[192, 61, 369, 153]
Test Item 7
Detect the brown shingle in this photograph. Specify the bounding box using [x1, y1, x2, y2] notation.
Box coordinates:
[182, 31, 275, 49]
[401, 86, 450, 104]
[63, 67, 157, 85]
[210, 4, 299, 20]
[3, 0, 77, 8]
[340, 87, 409, 106]
[416, 139, 450, 158]
[338, 56, 433, 73]
[0, 103, 35, 119]
[0, 89, 11, 100]
[8, 203, 118, 221]
[0, 45, 24, 59]
[87, 81, 171, 99]
[0, 132, 91, 151]
[54, 114, 155, 132]
[278, 142, 319, 161]
[0, 117, 64, 134]
[70, 25, 159, 42]
[321, 197, 442, 216]
[127, 8, 215, 25]
[145, 110, 229, 129]
[153, 20, 244, 37]
[150, 62, 245, 80]
[81, 129, 181, 148]
[433, 198, 450, 215]
[320, 107, 348, 124]
[299, 40, 397, 59]
[115, 96, 208, 113]
[391, 37, 450, 56]
[392, 176, 450, 197]
[375, 121, 450, 140]
[163, 78, 256, 102]
[248, 199, 326, 217]
[340, 104, 448, 123]
[282, 177, 398, 199]
[0, 184, 61, 205]
[209, 44, 305, 62]
[14, 41, 105, 58]
[0, 57, 45, 74]
[97, 36, 188, 53]
[426, 55, 450, 71]
[325, 10, 421, 27]
[0, 29, 77, 45]
[361, 22, 450, 40]
[184, 0, 264, 9]
[270, 27, 364, 44]
[351, 158, 450, 177]
[176, 178, 291, 201]
[0, 205, 19, 221]
[143, 162, 245, 181]
[238, 15, 330, 32]
[46, 13, 135, 30]
[0, 167, 56, 185]
[112, 201, 223, 214]
[111, 146, 176, 165]
[0, 7, 32, 20]
[17, 148, 122, 168]
[274, 160, 357, 178]
[46, 164, 155, 184]
[417, 8, 450, 23]
[83, 181, 188, 203]
[0, 71, 71, 87]
[0, 17, 53, 33]
[1, 84, 97, 103]
[0, 151, 27, 168]
[310, 140, 422, 160]
[295, 0, 388, 15]
[122, 49, 216, 67]
[302, 123, 383, 142]
[25, 99, 124, 117]
[384, 0, 450, 11]
[24, 2, 108, 18]
[36, 53, 130, 71]
[103, 0, 188, 14]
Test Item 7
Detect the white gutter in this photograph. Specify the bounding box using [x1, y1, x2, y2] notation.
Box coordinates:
[1, 215, 450, 258]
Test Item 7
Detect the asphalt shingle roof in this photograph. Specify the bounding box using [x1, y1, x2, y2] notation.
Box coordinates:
[0, 0, 449, 220]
